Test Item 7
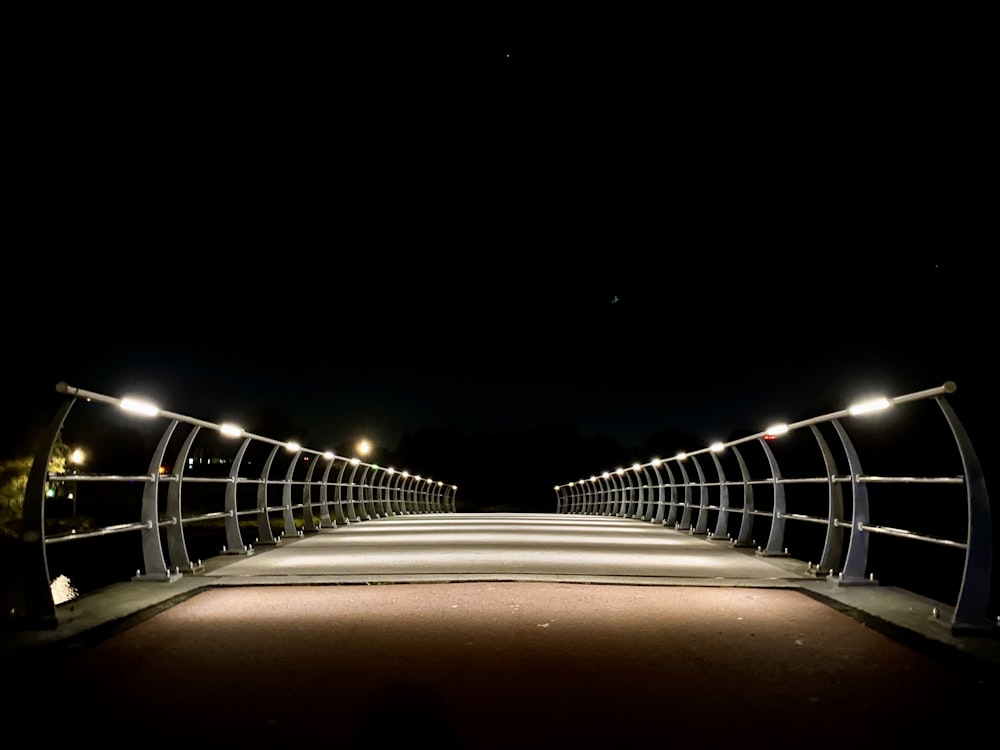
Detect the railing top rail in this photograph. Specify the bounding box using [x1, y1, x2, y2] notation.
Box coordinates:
[555, 381, 957, 488]
[55, 381, 456, 487]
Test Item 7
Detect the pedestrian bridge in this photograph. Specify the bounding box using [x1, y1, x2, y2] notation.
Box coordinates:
[4, 381, 1000, 747]
[6, 380, 997, 645]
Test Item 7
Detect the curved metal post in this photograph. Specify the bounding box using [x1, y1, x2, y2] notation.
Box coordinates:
[165, 424, 202, 572]
[358, 464, 377, 519]
[624, 468, 639, 518]
[417, 478, 431, 513]
[135, 419, 180, 580]
[426, 479, 436, 513]
[600, 473, 613, 515]
[422, 479, 434, 513]
[347, 461, 367, 521]
[756, 437, 788, 557]
[808, 424, 844, 576]
[675, 460, 694, 530]
[834, 420, 873, 583]
[585, 479, 599, 514]
[317, 456, 335, 528]
[936, 395, 995, 633]
[334, 459, 353, 524]
[223, 437, 251, 553]
[639, 466, 656, 521]
[730, 445, 755, 548]
[444, 484, 457, 513]
[281, 450, 303, 539]
[368, 469, 382, 515]
[375, 469, 392, 516]
[662, 462, 680, 527]
[690, 454, 711, 535]
[580, 479, 593, 514]
[612, 470, 627, 517]
[387, 471, 403, 515]
[709, 451, 731, 541]
[424, 479, 435, 513]
[406, 475, 419, 514]
[412, 476, 425, 514]
[256, 445, 280, 545]
[651, 463, 667, 523]
[19, 396, 75, 625]
[300, 455, 320, 533]
[432, 481, 445, 512]
[400, 475, 415, 514]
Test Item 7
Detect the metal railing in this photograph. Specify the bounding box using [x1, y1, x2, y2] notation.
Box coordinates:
[553, 381, 995, 636]
[15, 382, 458, 627]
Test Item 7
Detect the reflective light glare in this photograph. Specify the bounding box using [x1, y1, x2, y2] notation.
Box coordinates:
[709, 442, 725, 452]
[119, 397, 159, 417]
[219, 423, 243, 437]
[651, 458, 661, 466]
[765, 423, 789, 437]
[286, 441, 301, 452]
[616, 467, 625, 475]
[848, 397, 891, 416]
[324, 452, 335, 460]
[602, 472, 610, 479]
[675, 452, 687, 460]
[387, 467, 395, 474]
[351, 457, 361, 465]
[631, 463, 641, 472]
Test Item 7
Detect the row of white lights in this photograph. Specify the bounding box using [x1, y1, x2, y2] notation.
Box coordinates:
[116, 397, 454, 489]
[555, 395, 892, 490]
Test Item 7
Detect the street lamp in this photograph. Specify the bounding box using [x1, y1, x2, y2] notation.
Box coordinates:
[69, 447, 85, 518]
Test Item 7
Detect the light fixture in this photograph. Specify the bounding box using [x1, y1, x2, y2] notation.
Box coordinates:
[219, 423, 243, 438]
[119, 397, 159, 417]
[848, 397, 891, 416]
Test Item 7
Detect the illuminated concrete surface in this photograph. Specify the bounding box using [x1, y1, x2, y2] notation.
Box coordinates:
[216, 513, 805, 581]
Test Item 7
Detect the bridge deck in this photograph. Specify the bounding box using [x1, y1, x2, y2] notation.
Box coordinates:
[4, 514, 1000, 747]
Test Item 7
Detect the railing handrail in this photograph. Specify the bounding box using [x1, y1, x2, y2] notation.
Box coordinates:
[14, 382, 460, 627]
[553, 381, 994, 636]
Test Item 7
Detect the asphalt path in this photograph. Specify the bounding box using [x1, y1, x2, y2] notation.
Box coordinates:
[14, 582, 1000, 749]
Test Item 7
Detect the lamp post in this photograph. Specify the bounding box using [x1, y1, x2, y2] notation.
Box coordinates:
[69, 447, 85, 518]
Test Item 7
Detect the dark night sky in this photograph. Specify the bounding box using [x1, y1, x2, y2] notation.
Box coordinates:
[5, 9, 995, 488]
